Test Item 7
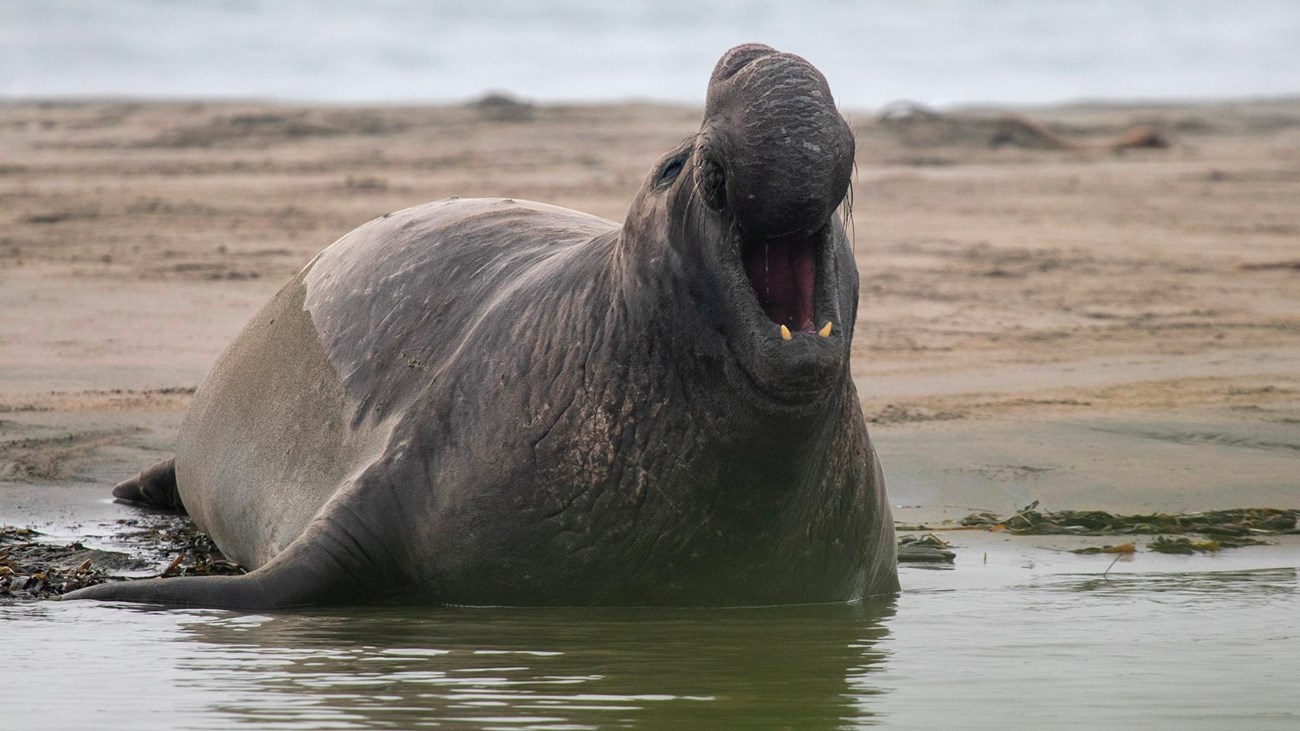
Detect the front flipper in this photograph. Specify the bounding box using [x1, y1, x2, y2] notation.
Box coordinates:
[63, 507, 405, 609]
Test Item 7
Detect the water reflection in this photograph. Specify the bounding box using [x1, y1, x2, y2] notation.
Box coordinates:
[7, 564, 1298, 728]
[1063, 567, 1298, 599]
[173, 600, 896, 729]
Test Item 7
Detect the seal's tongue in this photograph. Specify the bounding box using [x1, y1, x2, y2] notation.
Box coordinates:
[743, 235, 816, 332]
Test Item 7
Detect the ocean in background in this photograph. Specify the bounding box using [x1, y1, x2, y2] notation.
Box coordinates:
[4, 1, 1300, 109]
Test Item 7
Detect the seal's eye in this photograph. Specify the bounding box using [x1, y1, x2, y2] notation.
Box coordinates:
[656, 155, 685, 188]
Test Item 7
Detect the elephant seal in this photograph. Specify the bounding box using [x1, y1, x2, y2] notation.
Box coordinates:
[66, 44, 898, 608]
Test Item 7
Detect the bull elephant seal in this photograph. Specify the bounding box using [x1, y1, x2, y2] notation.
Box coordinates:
[66, 44, 898, 609]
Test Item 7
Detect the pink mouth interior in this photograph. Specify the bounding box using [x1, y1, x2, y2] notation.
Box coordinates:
[742, 235, 816, 332]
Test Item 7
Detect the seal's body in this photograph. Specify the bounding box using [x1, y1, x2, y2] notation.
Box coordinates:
[67, 45, 898, 608]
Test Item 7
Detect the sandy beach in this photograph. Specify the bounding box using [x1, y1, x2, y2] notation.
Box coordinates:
[1, 97, 1298, 525]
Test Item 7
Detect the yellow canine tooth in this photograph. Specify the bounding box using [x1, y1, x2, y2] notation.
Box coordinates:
[780, 325, 792, 341]
[818, 321, 833, 337]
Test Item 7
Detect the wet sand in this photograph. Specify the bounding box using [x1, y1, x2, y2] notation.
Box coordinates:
[1, 97, 1298, 535]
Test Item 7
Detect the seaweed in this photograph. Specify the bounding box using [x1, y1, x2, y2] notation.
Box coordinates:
[959, 503, 1295, 555]
[1, 527, 137, 600]
[960, 503, 1298, 537]
[1071, 543, 1137, 555]
[1147, 535, 1267, 554]
[1, 517, 243, 602]
[897, 533, 956, 564]
[112, 514, 244, 577]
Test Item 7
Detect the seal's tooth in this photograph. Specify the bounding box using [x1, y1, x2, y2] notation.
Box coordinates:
[780, 325, 792, 341]
[818, 322, 832, 337]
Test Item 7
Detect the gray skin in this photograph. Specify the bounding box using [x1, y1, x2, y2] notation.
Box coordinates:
[65, 44, 898, 609]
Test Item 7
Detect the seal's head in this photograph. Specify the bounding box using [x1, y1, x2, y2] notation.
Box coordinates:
[623, 44, 857, 413]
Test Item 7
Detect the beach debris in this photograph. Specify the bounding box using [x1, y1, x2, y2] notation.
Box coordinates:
[879, 100, 1170, 152]
[1, 528, 138, 600]
[1071, 543, 1137, 555]
[113, 514, 245, 578]
[1, 517, 243, 602]
[959, 505, 1295, 555]
[959, 505, 1298, 537]
[1147, 535, 1266, 554]
[1, 525, 40, 543]
[897, 533, 956, 564]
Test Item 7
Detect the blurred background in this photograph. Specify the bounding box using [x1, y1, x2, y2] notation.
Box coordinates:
[5, 0, 1300, 108]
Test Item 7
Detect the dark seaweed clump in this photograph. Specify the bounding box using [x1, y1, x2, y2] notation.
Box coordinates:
[1, 516, 243, 602]
[960, 504, 1295, 553]
[960, 504, 1298, 537]
[1, 526, 123, 599]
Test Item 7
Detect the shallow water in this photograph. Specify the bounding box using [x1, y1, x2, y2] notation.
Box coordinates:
[4, 537, 1298, 730]
[5, 405, 1300, 728]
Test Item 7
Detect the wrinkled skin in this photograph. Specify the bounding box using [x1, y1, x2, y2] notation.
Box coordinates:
[65, 44, 898, 608]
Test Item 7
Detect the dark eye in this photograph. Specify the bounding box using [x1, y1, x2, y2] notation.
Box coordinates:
[656, 155, 685, 187]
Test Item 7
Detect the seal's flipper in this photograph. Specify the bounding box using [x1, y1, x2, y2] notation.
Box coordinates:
[61, 512, 392, 609]
[111, 458, 185, 513]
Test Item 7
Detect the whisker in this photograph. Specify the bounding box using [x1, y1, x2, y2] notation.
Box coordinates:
[846, 159, 858, 256]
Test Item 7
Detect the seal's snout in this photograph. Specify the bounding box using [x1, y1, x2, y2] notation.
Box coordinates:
[709, 43, 779, 84]
[698, 44, 852, 338]
[701, 44, 853, 241]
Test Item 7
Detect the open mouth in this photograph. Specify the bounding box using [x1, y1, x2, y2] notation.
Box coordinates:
[741, 233, 819, 334]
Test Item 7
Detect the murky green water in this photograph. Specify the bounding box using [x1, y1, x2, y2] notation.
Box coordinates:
[4, 536, 1297, 730]
[5, 408, 1299, 728]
